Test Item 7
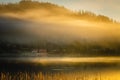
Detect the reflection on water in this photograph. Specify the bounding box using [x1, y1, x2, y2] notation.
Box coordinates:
[1, 57, 120, 63]
[0, 57, 120, 80]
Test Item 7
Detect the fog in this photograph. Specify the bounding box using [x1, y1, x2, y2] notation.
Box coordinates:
[0, 9, 120, 45]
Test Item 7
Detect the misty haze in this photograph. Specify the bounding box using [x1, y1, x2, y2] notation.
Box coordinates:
[0, 0, 120, 80]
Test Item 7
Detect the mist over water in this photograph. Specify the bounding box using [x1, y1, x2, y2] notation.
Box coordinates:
[0, 2, 120, 80]
[0, 9, 120, 45]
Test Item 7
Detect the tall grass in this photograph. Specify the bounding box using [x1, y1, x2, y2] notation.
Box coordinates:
[0, 72, 113, 80]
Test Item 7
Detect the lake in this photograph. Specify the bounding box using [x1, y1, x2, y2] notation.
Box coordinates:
[0, 57, 120, 80]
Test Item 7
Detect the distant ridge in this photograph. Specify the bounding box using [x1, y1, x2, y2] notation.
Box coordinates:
[0, 0, 120, 56]
[0, 0, 119, 23]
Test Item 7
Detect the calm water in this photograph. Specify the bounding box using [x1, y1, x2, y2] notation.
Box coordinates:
[0, 57, 120, 80]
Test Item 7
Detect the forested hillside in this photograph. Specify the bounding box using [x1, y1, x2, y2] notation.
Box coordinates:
[0, 0, 120, 57]
[0, 0, 118, 23]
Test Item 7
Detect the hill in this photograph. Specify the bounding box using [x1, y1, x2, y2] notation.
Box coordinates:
[0, 0, 118, 23]
[0, 0, 120, 56]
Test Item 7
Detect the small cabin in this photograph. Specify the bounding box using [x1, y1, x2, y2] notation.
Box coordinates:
[32, 49, 48, 57]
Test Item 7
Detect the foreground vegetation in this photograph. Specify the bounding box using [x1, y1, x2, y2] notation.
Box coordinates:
[0, 71, 116, 80]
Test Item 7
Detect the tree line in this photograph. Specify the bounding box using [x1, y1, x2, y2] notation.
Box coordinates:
[0, 40, 120, 56]
[0, 0, 118, 23]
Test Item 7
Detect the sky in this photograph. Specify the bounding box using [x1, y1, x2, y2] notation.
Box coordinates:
[0, 0, 120, 21]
